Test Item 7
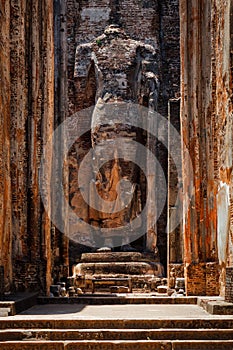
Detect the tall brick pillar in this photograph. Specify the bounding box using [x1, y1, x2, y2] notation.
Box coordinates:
[179, 0, 232, 296]
[0, 0, 13, 293]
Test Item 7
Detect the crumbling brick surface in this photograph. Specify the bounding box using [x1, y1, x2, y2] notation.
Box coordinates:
[0, 0, 12, 292]
[185, 262, 219, 297]
[185, 263, 207, 296]
[225, 267, 233, 302]
[206, 262, 220, 296]
[180, 0, 232, 296]
[1, 0, 57, 294]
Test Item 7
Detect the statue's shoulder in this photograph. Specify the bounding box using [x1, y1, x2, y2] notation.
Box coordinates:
[74, 42, 94, 78]
[75, 42, 93, 55]
[137, 42, 157, 58]
[93, 33, 106, 46]
[76, 34, 107, 53]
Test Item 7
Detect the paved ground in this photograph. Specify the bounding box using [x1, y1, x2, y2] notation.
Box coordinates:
[1, 304, 233, 320]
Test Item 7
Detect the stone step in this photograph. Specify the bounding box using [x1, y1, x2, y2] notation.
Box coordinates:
[1, 340, 233, 350]
[83, 274, 157, 282]
[1, 318, 233, 329]
[38, 295, 197, 305]
[74, 262, 160, 276]
[81, 252, 151, 263]
[0, 341, 64, 350]
[1, 328, 233, 341]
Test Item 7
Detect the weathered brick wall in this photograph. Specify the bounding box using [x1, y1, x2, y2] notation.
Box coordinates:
[180, 0, 232, 296]
[185, 262, 220, 296]
[226, 0, 233, 286]
[0, 0, 57, 295]
[10, 0, 29, 263]
[0, 0, 13, 292]
[167, 98, 183, 286]
[225, 267, 233, 302]
[0, 267, 4, 296]
[185, 263, 206, 296]
[156, 0, 180, 270]
[168, 99, 183, 263]
[206, 262, 220, 297]
[216, 0, 233, 298]
[10, 0, 55, 295]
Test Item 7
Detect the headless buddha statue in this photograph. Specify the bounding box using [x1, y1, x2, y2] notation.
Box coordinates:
[74, 24, 159, 252]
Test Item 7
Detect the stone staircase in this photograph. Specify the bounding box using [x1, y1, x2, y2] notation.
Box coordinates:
[71, 252, 164, 292]
[1, 318, 233, 349]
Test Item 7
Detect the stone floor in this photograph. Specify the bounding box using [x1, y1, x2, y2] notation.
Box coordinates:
[2, 303, 233, 321]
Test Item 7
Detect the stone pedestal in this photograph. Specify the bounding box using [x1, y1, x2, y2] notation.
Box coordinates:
[72, 252, 164, 292]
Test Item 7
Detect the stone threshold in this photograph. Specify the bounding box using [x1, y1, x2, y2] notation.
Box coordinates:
[38, 294, 197, 305]
[2, 292, 233, 316]
[38, 294, 233, 314]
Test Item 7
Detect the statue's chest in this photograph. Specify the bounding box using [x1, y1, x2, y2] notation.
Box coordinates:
[94, 43, 138, 72]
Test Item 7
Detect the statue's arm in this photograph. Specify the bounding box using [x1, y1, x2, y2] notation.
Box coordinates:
[138, 44, 160, 110]
[74, 43, 93, 79]
[74, 43, 94, 108]
[139, 43, 159, 74]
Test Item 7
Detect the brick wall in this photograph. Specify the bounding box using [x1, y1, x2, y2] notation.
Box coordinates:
[185, 262, 220, 296]
[0, 0, 57, 295]
[0, 0, 12, 293]
[0, 267, 4, 296]
[225, 267, 233, 302]
[180, 0, 232, 296]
